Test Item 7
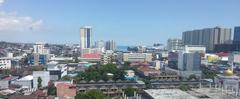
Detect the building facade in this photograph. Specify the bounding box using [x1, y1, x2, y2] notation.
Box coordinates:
[182, 27, 231, 52]
[234, 26, 240, 43]
[105, 40, 116, 51]
[178, 52, 202, 78]
[167, 38, 183, 51]
[47, 64, 68, 81]
[123, 53, 152, 62]
[0, 58, 11, 69]
[28, 54, 48, 66]
[80, 26, 92, 49]
[95, 40, 105, 49]
[33, 42, 50, 55]
[33, 71, 50, 88]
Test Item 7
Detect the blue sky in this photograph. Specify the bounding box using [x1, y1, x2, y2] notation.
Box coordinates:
[0, 0, 239, 46]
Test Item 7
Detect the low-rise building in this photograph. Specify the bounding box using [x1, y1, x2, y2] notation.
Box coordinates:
[33, 71, 50, 88]
[0, 76, 18, 89]
[0, 58, 12, 69]
[123, 53, 152, 62]
[144, 89, 198, 99]
[79, 53, 101, 62]
[100, 50, 116, 65]
[47, 62, 67, 80]
[56, 83, 76, 99]
[14, 75, 33, 88]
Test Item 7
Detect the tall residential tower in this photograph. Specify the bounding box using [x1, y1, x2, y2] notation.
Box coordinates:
[80, 26, 92, 49]
[234, 26, 240, 44]
[182, 27, 231, 52]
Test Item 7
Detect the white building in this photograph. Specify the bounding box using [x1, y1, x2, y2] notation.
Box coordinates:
[0, 58, 11, 69]
[7, 53, 13, 58]
[178, 51, 202, 78]
[33, 42, 50, 55]
[95, 40, 105, 51]
[167, 38, 183, 51]
[144, 89, 198, 99]
[100, 50, 115, 65]
[228, 52, 240, 65]
[153, 60, 161, 70]
[123, 53, 152, 62]
[184, 45, 206, 58]
[33, 71, 50, 88]
[14, 75, 33, 88]
[47, 62, 68, 80]
[81, 48, 102, 56]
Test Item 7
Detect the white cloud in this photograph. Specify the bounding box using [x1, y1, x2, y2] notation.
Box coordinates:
[0, 0, 4, 5]
[0, 11, 43, 31]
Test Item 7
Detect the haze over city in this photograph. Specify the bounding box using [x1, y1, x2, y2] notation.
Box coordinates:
[0, 0, 240, 45]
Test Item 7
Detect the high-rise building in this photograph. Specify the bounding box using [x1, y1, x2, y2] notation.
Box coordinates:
[95, 40, 105, 51]
[182, 27, 231, 52]
[178, 51, 202, 78]
[167, 38, 183, 51]
[178, 52, 201, 71]
[234, 26, 240, 43]
[80, 26, 92, 49]
[105, 40, 116, 51]
[33, 42, 50, 55]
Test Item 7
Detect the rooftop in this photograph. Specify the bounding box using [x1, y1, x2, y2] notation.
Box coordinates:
[81, 53, 100, 59]
[18, 75, 33, 81]
[144, 89, 198, 99]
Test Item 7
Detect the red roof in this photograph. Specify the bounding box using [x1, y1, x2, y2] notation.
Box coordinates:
[216, 52, 229, 57]
[3, 76, 17, 80]
[82, 53, 100, 59]
[56, 83, 76, 87]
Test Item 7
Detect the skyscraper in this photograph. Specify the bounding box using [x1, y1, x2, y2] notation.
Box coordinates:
[80, 26, 92, 49]
[95, 40, 105, 49]
[105, 40, 116, 51]
[234, 26, 240, 43]
[182, 27, 231, 52]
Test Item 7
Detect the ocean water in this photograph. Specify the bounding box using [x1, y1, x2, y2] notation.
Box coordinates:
[117, 46, 128, 51]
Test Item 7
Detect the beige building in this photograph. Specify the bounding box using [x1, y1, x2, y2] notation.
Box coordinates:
[123, 53, 152, 62]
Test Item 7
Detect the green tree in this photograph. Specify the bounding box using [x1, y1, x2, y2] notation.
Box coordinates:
[37, 77, 42, 88]
[75, 93, 91, 99]
[47, 83, 56, 95]
[179, 84, 191, 91]
[188, 74, 197, 80]
[74, 56, 79, 63]
[124, 87, 135, 97]
[124, 61, 131, 66]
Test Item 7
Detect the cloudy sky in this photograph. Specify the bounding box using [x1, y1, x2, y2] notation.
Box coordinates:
[0, 0, 240, 45]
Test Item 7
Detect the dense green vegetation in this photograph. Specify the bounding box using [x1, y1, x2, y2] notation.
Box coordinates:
[47, 82, 56, 95]
[37, 77, 42, 88]
[124, 87, 135, 97]
[202, 66, 217, 79]
[178, 84, 191, 91]
[188, 74, 198, 80]
[72, 64, 126, 82]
